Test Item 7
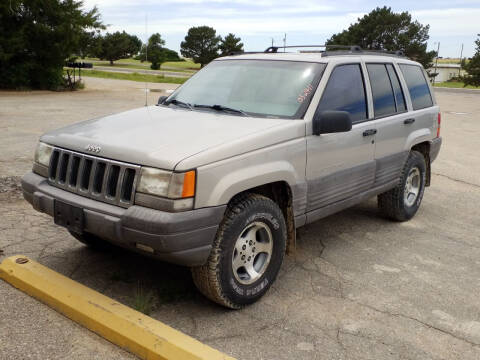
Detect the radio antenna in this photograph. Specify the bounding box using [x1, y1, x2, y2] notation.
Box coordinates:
[144, 13, 148, 106]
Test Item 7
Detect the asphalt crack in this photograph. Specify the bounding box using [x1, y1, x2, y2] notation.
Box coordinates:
[432, 172, 480, 189]
[347, 299, 480, 348]
[0, 176, 22, 194]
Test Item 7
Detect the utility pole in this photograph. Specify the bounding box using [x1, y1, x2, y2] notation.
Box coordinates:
[459, 43, 464, 77]
[433, 42, 440, 85]
[271, 38, 274, 48]
[144, 13, 148, 107]
[283, 33, 286, 52]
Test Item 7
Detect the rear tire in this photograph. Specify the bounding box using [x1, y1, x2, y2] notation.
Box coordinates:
[378, 150, 426, 221]
[191, 194, 287, 309]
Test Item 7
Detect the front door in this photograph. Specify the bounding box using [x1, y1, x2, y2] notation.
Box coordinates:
[306, 63, 376, 218]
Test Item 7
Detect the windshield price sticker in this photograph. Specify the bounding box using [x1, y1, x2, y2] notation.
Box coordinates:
[297, 84, 313, 103]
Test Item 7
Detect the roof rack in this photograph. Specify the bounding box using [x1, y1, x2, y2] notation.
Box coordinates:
[260, 44, 405, 58]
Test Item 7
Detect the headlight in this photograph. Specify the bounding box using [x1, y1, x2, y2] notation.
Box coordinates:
[137, 167, 196, 199]
[34, 142, 53, 167]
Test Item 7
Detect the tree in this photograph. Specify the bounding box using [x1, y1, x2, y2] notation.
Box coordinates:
[136, 34, 182, 68]
[463, 35, 480, 87]
[180, 26, 220, 67]
[162, 48, 182, 62]
[326, 7, 436, 69]
[137, 33, 165, 70]
[219, 33, 244, 56]
[95, 31, 142, 65]
[77, 31, 102, 59]
[0, 0, 103, 90]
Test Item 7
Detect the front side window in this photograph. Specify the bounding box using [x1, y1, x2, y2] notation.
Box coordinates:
[399, 64, 433, 110]
[316, 64, 367, 123]
[168, 60, 326, 119]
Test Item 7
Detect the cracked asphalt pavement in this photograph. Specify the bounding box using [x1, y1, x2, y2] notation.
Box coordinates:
[1, 79, 479, 359]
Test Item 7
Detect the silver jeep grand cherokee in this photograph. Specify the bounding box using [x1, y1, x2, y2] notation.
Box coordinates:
[22, 46, 442, 309]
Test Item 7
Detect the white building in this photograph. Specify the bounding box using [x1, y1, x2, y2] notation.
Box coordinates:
[429, 63, 466, 83]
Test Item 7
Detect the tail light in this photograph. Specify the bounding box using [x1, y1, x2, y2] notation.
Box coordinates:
[437, 112, 441, 138]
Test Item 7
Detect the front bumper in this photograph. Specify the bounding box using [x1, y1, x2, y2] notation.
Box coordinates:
[21, 172, 226, 266]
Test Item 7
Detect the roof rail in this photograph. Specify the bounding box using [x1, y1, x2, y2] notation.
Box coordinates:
[264, 44, 361, 53]
[227, 51, 264, 56]
[226, 45, 407, 58]
[324, 49, 405, 58]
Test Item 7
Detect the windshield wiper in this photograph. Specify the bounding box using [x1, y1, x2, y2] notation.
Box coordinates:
[194, 104, 250, 117]
[167, 99, 193, 110]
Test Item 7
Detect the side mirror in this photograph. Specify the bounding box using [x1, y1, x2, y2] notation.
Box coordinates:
[312, 110, 352, 136]
[157, 96, 168, 105]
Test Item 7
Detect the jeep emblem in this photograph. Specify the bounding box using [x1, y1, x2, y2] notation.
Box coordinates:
[85, 144, 101, 153]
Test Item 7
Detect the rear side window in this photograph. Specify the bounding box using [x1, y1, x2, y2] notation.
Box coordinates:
[399, 64, 433, 110]
[317, 64, 367, 123]
[386, 64, 406, 112]
[366, 64, 396, 117]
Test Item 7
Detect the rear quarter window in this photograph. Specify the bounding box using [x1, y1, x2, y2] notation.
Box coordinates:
[399, 64, 433, 110]
[386, 64, 406, 112]
[366, 64, 396, 117]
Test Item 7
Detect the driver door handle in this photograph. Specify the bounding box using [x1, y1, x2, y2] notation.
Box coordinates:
[404, 118, 416, 125]
[363, 129, 377, 137]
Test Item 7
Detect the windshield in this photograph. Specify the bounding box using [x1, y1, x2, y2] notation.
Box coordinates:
[166, 60, 326, 119]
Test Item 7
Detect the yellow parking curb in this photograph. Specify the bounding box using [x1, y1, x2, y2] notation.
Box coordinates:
[0, 255, 235, 360]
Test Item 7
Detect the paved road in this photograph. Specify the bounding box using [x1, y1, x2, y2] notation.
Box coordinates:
[0, 79, 479, 359]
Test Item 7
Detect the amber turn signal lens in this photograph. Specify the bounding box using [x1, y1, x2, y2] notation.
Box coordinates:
[181, 170, 196, 198]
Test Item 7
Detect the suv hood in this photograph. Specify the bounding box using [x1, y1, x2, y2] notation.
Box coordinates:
[41, 106, 301, 170]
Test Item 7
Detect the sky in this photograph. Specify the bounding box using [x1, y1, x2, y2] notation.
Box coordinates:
[82, 0, 480, 58]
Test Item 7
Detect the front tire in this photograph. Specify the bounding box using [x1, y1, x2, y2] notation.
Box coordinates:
[378, 150, 426, 221]
[191, 194, 287, 309]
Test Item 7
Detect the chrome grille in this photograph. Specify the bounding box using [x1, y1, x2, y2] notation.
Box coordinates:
[48, 147, 140, 208]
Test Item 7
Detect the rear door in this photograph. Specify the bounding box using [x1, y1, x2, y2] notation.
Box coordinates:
[397, 63, 439, 142]
[305, 63, 376, 215]
[365, 62, 414, 187]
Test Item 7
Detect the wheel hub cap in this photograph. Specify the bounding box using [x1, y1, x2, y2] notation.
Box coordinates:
[232, 222, 273, 285]
[404, 167, 421, 207]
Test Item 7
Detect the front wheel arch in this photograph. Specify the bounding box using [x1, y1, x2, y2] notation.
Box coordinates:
[191, 193, 287, 309]
[228, 181, 296, 254]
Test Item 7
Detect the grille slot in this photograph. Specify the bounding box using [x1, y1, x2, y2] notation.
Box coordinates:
[106, 165, 120, 198]
[58, 153, 70, 183]
[49, 150, 60, 179]
[47, 147, 139, 208]
[80, 159, 93, 191]
[121, 168, 136, 202]
[93, 162, 106, 194]
[69, 156, 81, 186]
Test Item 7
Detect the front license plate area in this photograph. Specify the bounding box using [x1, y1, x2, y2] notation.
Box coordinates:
[54, 200, 84, 234]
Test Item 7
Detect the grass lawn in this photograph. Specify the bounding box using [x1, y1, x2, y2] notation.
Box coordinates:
[437, 58, 460, 64]
[73, 69, 188, 84]
[436, 58, 469, 65]
[83, 57, 199, 72]
[163, 60, 200, 70]
[433, 81, 480, 89]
